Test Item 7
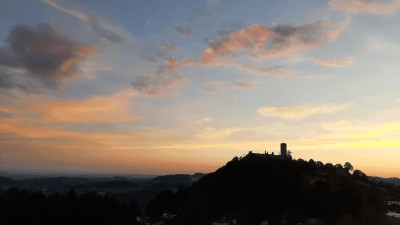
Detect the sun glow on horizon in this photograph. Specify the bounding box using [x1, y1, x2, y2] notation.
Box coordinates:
[1, 0, 400, 178]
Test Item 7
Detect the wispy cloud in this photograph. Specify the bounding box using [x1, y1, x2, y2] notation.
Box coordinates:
[330, 0, 400, 14]
[42, 91, 140, 123]
[252, 20, 347, 60]
[182, 57, 295, 77]
[134, 20, 346, 96]
[196, 116, 212, 125]
[313, 57, 354, 67]
[175, 26, 193, 37]
[204, 81, 225, 93]
[202, 24, 271, 63]
[207, 0, 220, 5]
[42, 0, 131, 43]
[234, 80, 260, 90]
[231, 64, 295, 76]
[257, 103, 351, 120]
[144, 44, 180, 63]
[132, 57, 188, 96]
[202, 20, 346, 63]
[0, 118, 88, 138]
[194, 126, 255, 141]
[287, 54, 354, 67]
[156, 44, 180, 58]
[174, 11, 213, 37]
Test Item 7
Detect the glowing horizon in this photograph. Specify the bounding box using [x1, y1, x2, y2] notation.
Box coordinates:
[1, 0, 400, 178]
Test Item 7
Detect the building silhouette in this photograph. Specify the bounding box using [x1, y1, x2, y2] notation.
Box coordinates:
[280, 143, 287, 157]
[248, 143, 291, 160]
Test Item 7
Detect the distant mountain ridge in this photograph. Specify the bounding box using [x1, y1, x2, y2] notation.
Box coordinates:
[0, 173, 206, 209]
[370, 176, 400, 186]
[152, 173, 205, 185]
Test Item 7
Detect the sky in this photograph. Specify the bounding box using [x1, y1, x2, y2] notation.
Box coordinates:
[1, 0, 400, 177]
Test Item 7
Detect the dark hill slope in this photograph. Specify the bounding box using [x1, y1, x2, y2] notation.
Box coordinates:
[146, 156, 400, 225]
[370, 176, 400, 186]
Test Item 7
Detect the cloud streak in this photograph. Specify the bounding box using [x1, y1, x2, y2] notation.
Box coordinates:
[174, 11, 213, 37]
[234, 80, 260, 90]
[204, 81, 225, 93]
[42, 0, 129, 43]
[231, 64, 295, 76]
[257, 103, 351, 120]
[330, 0, 400, 14]
[313, 57, 354, 67]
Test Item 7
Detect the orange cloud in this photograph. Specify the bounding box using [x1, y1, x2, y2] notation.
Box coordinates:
[2, 90, 139, 123]
[133, 20, 346, 95]
[0, 118, 85, 138]
[231, 64, 295, 76]
[202, 20, 346, 63]
[42, 92, 139, 123]
[313, 57, 354, 67]
[202, 24, 272, 63]
[234, 80, 260, 90]
[330, 0, 400, 14]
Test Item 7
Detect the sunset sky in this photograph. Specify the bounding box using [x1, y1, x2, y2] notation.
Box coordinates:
[1, 0, 400, 177]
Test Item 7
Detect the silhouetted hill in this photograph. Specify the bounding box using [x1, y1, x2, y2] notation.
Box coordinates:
[90, 180, 138, 188]
[151, 173, 205, 188]
[370, 176, 400, 186]
[146, 155, 400, 225]
[0, 176, 14, 186]
[0, 173, 205, 210]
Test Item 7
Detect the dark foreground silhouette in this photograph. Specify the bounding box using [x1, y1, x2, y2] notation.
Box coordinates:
[2, 154, 400, 225]
[1, 188, 139, 225]
[146, 154, 400, 225]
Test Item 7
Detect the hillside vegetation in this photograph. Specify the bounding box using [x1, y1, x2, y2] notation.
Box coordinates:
[146, 154, 400, 225]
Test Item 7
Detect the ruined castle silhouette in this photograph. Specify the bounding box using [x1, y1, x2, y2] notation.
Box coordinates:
[248, 143, 292, 160]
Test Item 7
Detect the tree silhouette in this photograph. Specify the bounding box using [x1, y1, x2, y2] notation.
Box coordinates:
[335, 164, 343, 169]
[325, 163, 334, 168]
[344, 162, 354, 172]
[353, 169, 368, 182]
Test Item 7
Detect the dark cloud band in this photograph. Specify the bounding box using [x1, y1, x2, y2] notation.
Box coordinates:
[0, 23, 94, 91]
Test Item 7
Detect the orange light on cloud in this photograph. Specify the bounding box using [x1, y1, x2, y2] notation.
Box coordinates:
[2, 90, 139, 123]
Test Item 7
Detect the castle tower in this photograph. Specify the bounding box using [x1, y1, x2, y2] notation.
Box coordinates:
[280, 143, 287, 157]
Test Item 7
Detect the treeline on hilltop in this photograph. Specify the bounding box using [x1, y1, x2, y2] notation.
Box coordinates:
[146, 155, 400, 225]
[1, 188, 139, 225]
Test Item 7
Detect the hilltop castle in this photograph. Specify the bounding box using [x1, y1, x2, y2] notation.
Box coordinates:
[248, 143, 292, 160]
